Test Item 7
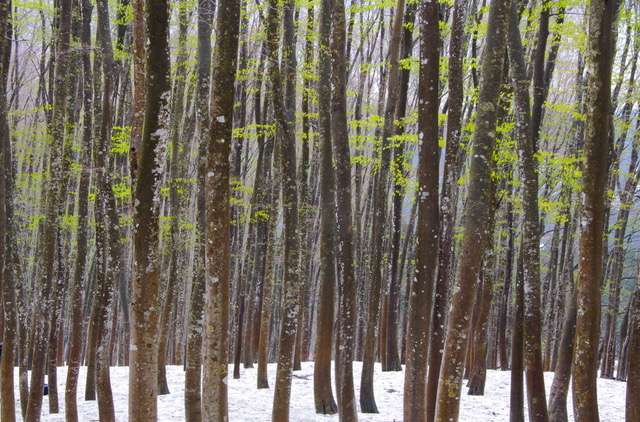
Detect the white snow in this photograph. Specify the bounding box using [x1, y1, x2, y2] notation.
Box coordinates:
[14, 362, 626, 421]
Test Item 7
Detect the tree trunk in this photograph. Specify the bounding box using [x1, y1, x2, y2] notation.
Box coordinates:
[506, 4, 548, 419]
[572, 0, 617, 420]
[360, 0, 405, 411]
[201, 0, 240, 417]
[626, 273, 640, 422]
[314, 0, 337, 412]
[330, 0, 358, 418]
[25, 0, 72, 419]
[425, 0, 465, 418]
[184, 1, 214, 420]
[128, 0, 171, 418]
[510, 253, 525, 422]
[0, 1, 16, 419]
[433, 0, 509, 418]
[402, 0, 439, 419]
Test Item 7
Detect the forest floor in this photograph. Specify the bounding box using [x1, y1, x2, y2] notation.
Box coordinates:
[14, 361, 625, 421]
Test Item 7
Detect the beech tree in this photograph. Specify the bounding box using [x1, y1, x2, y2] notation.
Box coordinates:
[129, 0, 171, 419]
[572, 0, 618, 420]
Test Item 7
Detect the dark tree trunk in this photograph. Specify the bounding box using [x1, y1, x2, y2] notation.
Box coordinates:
[313, 0, 337, 412]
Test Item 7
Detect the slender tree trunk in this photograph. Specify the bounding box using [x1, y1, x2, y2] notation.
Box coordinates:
[360, 0, 405, 411]
[25, 0, 72, 419]
[184, 1, 214, 420]
[329, 0, 358, 419]
[510, 253, 525, 422]
[506, 4, 548, 419]
[548, 251, 577, 422]
[64, 1, 92, 419]
[0, 1, 16, 419]
[425, 0, 465, 418]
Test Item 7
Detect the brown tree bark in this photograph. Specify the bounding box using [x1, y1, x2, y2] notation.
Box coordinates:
[64, 0, 92, 419]
[184, 1, 214, 420]
[433, 0, 509, 418]
[548, 234, 577, 422]
[572, 0, 617, 420]
[314, 0, 338, 413]
[330, 0, 358, 418]
[384, 1, 415, 373]
[128, 0, 171, 418]
[201, 0, 241, 417]
[627, 272, 640, 422]
[25, 0, 72, 419]
[157, 0, 189, 395]
[360, 0, 405, 411]
[506, 3, 548, 419]
[510, 253, 525, 422]
[263, 0, 301, 418]
[425, 0, 466, 418]
[0, 1, 16, 419]
[402, 0, 439, 419]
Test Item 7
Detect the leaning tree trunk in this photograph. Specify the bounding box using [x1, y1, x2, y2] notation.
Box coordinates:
[433, 0, 509, 418]
[548, 241, 577, 422]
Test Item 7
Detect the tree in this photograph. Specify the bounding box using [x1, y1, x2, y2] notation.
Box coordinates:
[185, 0, 214, 420]
[433, 0, 509, 418]
[314, 0, 338, 412]
[25, 0, 72, 419]
[201, 0, 241, 417]
[402, 0, 439, 419]
[0, 1, 16, 420]
[572, 0, 618, 420]
[627, 270, 640, 422]
[128, 0, 171, 419]
[360, 0, 405, 411]
[506, 2, 548, 419]
[264, 0, 302, 417]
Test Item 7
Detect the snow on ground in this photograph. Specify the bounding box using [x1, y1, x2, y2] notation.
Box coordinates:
[14, 362, 626, 421]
